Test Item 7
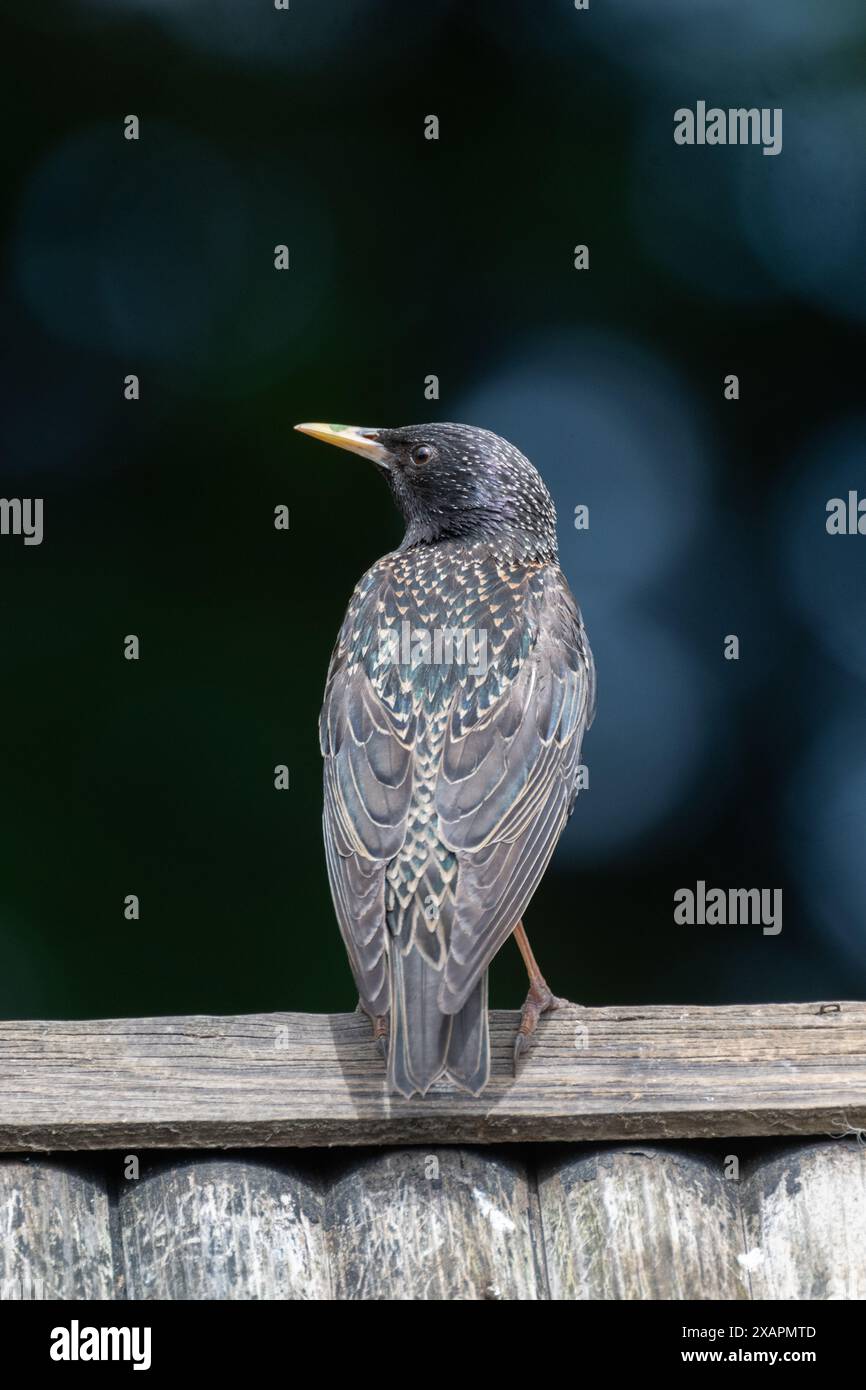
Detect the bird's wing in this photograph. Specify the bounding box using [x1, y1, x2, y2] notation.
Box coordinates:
[436, 568, 595, 1014]
[319, 565, 416, 1015]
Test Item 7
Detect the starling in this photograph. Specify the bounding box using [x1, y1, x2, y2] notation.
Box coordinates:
[295, 421, 596, 1097]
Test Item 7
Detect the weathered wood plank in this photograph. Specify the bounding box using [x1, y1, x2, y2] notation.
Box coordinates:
[116, 1156, 329, 1300]
[0, 1156, 115, 1299]
[1, 1002, 864, 1149]
[740, 1138, 866, 1300]
[2, 1140, 864, 1299]
[537, 1145, 750, 1300]
[325, 1147, 545, 1299]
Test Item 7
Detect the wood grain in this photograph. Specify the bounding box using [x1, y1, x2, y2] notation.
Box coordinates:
[0, 1156, 115, 1299]
[537, 1146, 750, 1300]
[740, 1138, 866, 1300]
[0, 1141, 864, 1299]
[1, 1002, 864, 1150]
[116, 1155, 329, 1300]
[325, 1147, 544, 1299]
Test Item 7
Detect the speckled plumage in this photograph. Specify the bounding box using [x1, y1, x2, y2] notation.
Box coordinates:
[316, 424, 596, 1097]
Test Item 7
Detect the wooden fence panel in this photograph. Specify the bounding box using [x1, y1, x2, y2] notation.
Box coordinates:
[0, 1156, 115, 1299]
[116, 1155, 329, 1300]
[741, 1139, 866, 1301]
[325, 1147, 545, 1300]
[537, 1146, 750, 1300]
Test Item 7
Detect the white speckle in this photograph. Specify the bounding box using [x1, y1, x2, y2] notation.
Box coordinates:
[737, 1248, 764, 1271]
[472, 1190, 516, 1234]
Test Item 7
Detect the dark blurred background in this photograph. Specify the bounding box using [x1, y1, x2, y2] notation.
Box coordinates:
[1, 0, 865, 1020]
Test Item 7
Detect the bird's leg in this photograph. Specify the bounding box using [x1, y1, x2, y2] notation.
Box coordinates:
[512, 921, 567, 1072]
[356, 998, 389, 1059]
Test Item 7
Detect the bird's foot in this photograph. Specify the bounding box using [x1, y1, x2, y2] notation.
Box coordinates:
[356, 1000, 389, 1060]
[371, 1013, 389, 1060]
[513, 977, 567, 1075]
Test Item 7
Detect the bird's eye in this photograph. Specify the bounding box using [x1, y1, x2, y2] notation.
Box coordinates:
[412, 445, 433, 465]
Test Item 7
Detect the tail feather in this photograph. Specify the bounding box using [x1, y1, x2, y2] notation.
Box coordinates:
[387, 945, 490, 1098]
[444, 971, 489, 1095]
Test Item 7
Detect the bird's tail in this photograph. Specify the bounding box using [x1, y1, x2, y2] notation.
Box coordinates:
[387, 944, 489, 1098]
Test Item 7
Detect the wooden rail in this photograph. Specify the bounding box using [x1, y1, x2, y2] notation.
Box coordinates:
[1, 1001, 865, 1150]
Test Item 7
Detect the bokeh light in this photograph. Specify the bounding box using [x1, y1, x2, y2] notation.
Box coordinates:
[13, 124, 335, 393]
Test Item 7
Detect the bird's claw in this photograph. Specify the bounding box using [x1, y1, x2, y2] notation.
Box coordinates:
[512, 981, 567, 1076]
[357, 1000, 389, 1059]
[371, 1014, 389, 1060]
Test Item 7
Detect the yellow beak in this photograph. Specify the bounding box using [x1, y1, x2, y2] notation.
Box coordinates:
[294, 422, 390, 464]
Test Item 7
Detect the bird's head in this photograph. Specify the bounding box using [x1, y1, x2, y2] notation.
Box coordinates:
[294, 421, 558, 561]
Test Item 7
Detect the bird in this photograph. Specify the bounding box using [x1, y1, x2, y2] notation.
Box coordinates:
[295, 421, 596, 1098]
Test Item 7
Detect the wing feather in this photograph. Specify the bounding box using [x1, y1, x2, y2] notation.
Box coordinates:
[320, 568, 416, 1011]
[436, 570, 594, 1013]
